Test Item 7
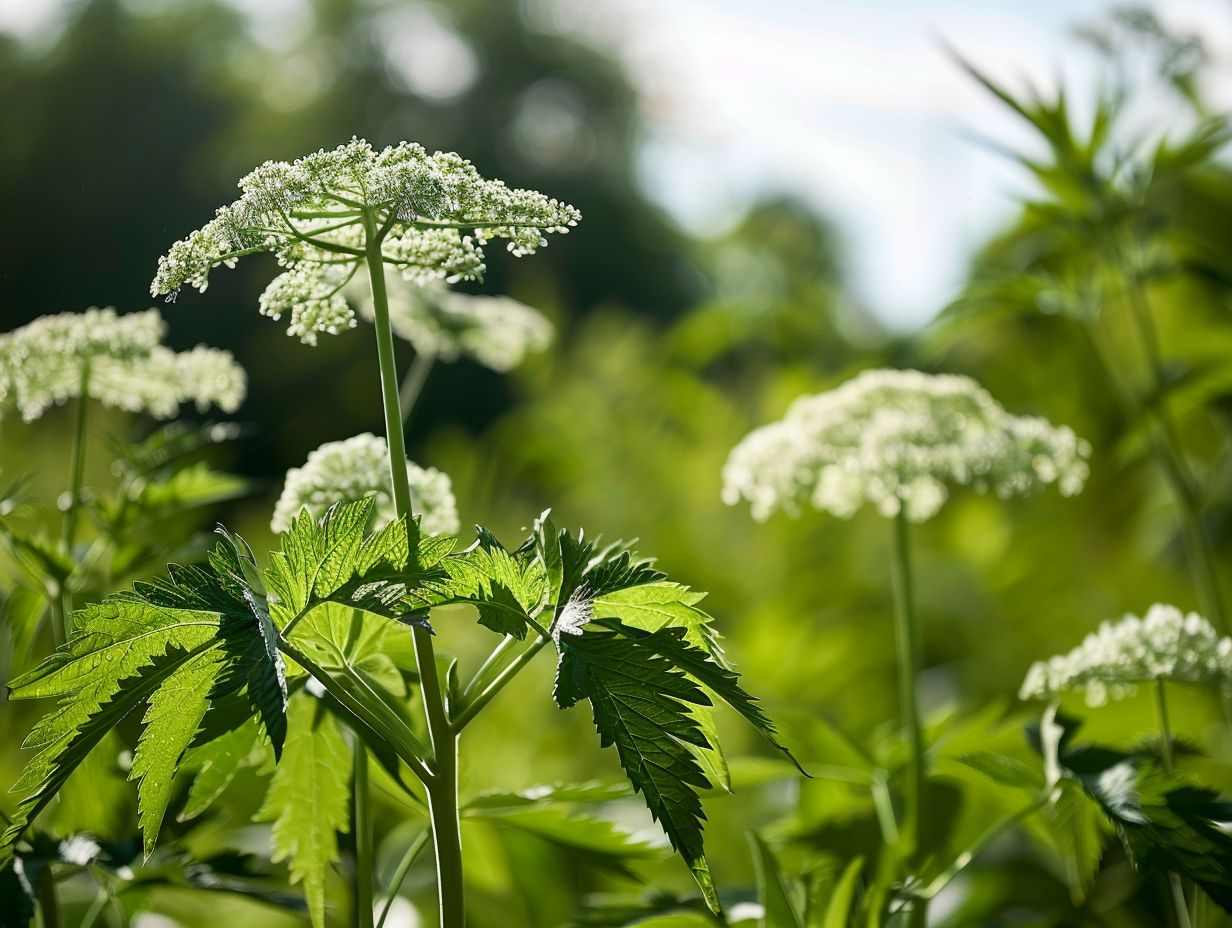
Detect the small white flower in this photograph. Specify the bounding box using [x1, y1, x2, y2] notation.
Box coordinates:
[552, 584, 594, 643]
[722, 368, 1090, 523]
[271, 432, 459, 537]
[348, 274, 552, 371]
[1019, 603, 1232, 705]
[0, 308, 245, 422]
[151, 138, 580, 348]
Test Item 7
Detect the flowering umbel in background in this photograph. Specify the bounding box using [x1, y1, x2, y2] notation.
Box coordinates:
[723, 366, 1090, 928]
[271, 432, 459, 536]
[0, 307, 245, 422]
[1020, 603, 1232, 706]
[722, 367, 1090, 523]
[348, 275, 552, 373]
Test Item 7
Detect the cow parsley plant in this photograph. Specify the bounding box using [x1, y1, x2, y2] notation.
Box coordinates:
[151, 138, 580, 346]
[271, 432, 458, 536]
[0, 308, 245, 422]
[722, 368, 1090, 523]
[1020, 604, 1232, 706]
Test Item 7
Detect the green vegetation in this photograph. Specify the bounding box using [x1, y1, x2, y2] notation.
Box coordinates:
[3, 4, 1232, 927]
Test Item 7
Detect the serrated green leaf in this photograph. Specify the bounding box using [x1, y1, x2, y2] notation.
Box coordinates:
[265, 498, 451, 630]
[2, 643, 213, 862]
[464, 781, 633, 810]
[534, 510, 564, 607]
[557, 531, 664, 605]
[441, 536, 547, 639]
[553, 628, 719, 912]
[0, 524, 74, 585]
[599, 621, 804, 776]
[957, 752, 1045, 791]
[593, 582, 718, 655]
[257, 691, 352, 928]
[1078, 759, 1232, 910]
[179, 719, 261, 821]
[131, 647, 225, 855]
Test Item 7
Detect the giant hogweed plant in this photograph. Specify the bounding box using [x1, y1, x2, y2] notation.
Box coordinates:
[1, 140, 799, 928]
[708, 370, 1232, 926]
[723, 368, 1092, 925]
[0, 308, 248, 651]
[933, 49, 1232, 636]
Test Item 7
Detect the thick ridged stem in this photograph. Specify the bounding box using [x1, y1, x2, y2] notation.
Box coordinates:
[890, 510, 927, 928]
[52, 368, 90, 645]
[364, 213, 465, 928]
[353, 746, 375, 928]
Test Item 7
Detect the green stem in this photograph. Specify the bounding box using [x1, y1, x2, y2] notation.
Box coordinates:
[460, 635, 519, 703]
[917, 793, 1048, 900]
[451, 637, 549, 732]
[364, 214, 465, 928]
[78, 886, 110, 928]
[376, 830, 431, 928]
[36, 866, 60, 928]
[354, 745, 376, 928]
[1111, 246, 1226, 632]
[52, 370, 90, 645]
[278, 639, 433, 784]
[399, 352, 436, 425]
[870, 773, 901, 848]
[1156, 681, 1193, 928]
[889, 509, 927, 928]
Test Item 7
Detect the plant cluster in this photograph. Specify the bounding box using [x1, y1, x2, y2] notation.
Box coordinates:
[4, 23, 1232, 927]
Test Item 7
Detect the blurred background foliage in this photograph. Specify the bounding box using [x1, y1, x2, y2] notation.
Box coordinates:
[3, 1, 1232, 925]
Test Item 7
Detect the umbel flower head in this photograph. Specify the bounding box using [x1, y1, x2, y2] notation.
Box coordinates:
[271, 433, 459, 537]
[722, 368, 1090, 523]
[1020, 604, 1232, 706]
[152, 138, 581, 345]
[348, 274, 552, 372]
[0, 308, 246, 423]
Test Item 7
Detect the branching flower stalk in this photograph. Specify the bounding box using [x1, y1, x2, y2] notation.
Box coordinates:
[0, 307, 245, 644]
[150, 139, 578, 928]
[1155, 681, 1195, 928]
[889, 509, 925, 877]
[724, 368, 1090, 927]
[344, 273, 553, 424]
[365, 241, 467, 927]
[1108, 233, 1225, 633]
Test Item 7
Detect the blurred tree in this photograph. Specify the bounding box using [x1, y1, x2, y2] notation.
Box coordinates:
[0, 0, 698, 480]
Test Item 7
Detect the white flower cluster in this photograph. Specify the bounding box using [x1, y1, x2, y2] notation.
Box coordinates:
[1019, 604, 1232, 705]
[271, 432, 459, 537]
[152, 138, 580, 346]
[722, 368, 1090, 523]
[0, 308, 246, 422]
[349, 275, 552, 371]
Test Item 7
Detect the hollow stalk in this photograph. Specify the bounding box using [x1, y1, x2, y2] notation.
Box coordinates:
[1113, 240, 1226, 632]
[353, 744, 375, 928]
[51, 366, 90, 645]
[364, 212, 465, 928]
[1155, 681, 1194, 928]
[889, 509, 927, 928]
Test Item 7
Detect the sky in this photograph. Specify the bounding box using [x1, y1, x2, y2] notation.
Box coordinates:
[3, 0, 1230, 327]
[567, 0, 1232, 327]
